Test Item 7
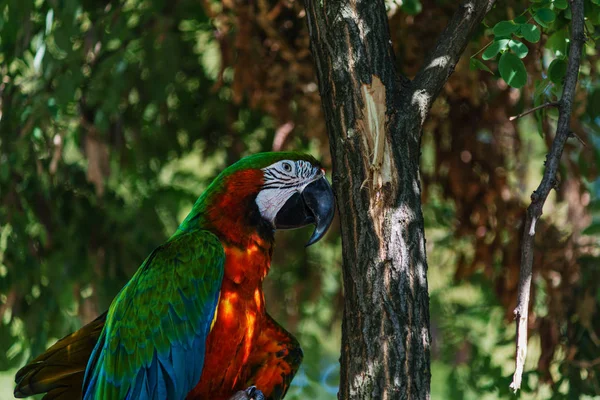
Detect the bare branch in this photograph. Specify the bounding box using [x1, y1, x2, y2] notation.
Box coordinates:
[409, 0, 495, 122]
[509, 102, 559, 121]
[510, 0, 585, 392]
[569, 131, 587, 147]
[570, 357, 600, 369]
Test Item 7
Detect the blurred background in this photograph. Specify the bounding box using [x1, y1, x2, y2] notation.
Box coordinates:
[1, 0, 600, 398]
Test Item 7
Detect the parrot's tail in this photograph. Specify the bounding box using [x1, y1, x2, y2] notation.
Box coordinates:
[14, 312, 107, 399]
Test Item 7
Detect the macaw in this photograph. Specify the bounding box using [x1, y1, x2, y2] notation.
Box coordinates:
[14, 152, 334, 400]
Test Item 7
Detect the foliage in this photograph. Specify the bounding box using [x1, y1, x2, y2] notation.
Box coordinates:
[0, 0, 338, 397]
[432, 0, 600, 397]
[473, 0, 600, 113]
[1, 0, 600, 399]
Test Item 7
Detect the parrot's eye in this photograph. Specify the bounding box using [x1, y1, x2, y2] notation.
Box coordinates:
[282, 162, 293, 173]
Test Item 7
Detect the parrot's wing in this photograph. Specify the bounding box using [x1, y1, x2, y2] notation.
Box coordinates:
[82, 230, 225, 400]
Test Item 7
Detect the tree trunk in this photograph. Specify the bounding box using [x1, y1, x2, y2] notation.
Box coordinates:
[304, 2, 429, 398]
[303, 0, 495, 398]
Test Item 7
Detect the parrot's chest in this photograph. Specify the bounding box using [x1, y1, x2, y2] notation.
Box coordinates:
[187, 242, 270, 399]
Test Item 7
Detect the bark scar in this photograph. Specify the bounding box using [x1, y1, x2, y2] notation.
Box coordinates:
[356, 75, 397, 246]
[357, 75, 390, 197]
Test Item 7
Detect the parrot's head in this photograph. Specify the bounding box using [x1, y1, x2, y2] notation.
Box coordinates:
[252, 152, 335, 246]
[185, 152, 335, 247]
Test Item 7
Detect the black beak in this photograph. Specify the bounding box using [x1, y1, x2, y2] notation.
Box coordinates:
[274, 177, 335, 246]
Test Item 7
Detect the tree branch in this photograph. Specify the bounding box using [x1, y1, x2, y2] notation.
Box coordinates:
[510, 0, 585, 392]
[409, 0, 495, 125]
[509, 102, 559, 121]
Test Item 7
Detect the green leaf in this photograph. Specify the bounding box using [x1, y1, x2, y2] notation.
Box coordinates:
[493, 21, 519, 37]
[401, 0, 422, 15]
[33, 127, 43, 140]
[520, 24, 541, 43]
[482, 39, 510, 60]
[537, 111, 545, 137]
[470, 58, 493, 74]
[583, 220, 600, 236]
[534, 78, 551, 97]
[587, 6, 600, 25]
[508, 39, 529, 58]
[548, 58, 568, 84]
[587, 89, 600, 117]
[514, 15, 528, 24]
[585, 19, 595, 35]
[546, 28, 569, 57]
[534, 8, 556, 27]
[499, 52, 527, 88]
[553, 0, 568, 9]
[533, 80, 549, 128]
[591, 0, 600, 5]
[532, 89, 547, 137]
[564, 6, 572, 19]
[588, 199, 600, 213]
[532, 0, 553, 9]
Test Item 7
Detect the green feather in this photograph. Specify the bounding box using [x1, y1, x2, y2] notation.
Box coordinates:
[83, 230, 225, 399]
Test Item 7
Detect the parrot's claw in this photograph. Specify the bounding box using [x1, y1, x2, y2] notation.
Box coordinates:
[227, 386, 266, 400]
[245, 385, 266, 400]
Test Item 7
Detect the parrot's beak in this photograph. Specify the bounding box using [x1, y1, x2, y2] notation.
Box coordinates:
[303, 177, 335, 246]
[274, 177, 335, 246]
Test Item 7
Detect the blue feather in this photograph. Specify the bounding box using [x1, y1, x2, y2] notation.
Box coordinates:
[80, 231, 224, 399]
[171, 344, 187, 394]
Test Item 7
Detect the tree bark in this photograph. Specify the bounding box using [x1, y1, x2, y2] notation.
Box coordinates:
[303, 0, 494, 398]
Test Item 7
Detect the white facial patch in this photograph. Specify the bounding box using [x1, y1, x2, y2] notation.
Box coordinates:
[255, 160, 322, 225]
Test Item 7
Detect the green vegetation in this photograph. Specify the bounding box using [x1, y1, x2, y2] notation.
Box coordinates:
[1, 0, 600, 398]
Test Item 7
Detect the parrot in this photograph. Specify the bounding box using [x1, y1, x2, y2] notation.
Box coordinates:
[13, 152, 335, 400]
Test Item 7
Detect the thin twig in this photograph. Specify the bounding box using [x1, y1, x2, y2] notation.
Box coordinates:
[509, 101, 558, 121]
[471, 39, 494, 58]
[570, 357, 600, 369]
[569, 131, 587, 147]
[510, 0, 585, 393]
